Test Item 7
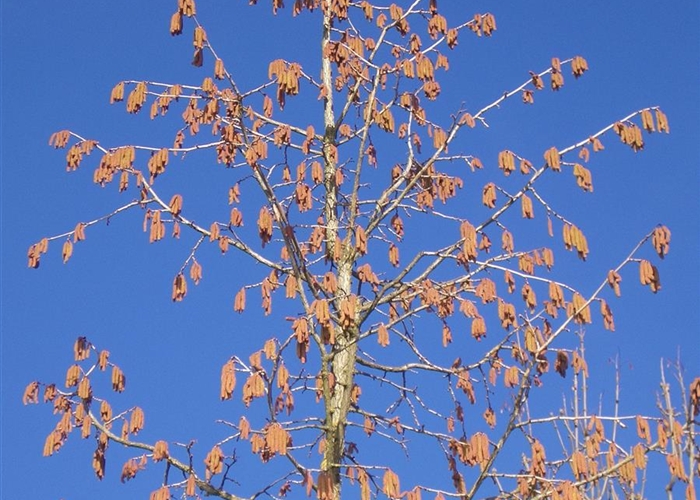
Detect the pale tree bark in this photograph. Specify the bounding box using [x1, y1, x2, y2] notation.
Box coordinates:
[320, 3, 356, 498]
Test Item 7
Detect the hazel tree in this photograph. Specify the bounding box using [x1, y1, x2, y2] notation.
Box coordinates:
[23, 1, 699, 500]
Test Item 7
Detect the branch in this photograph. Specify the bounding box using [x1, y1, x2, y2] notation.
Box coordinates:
[88, 411, 244, 500]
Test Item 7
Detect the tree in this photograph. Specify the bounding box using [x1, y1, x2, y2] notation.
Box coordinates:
[21, 1, 699, 499]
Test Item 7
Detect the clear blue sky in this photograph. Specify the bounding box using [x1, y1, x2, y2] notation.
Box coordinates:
[2, 1, 699, 499]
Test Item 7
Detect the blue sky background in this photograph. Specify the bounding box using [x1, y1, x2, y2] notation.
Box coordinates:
[2, 1, 699, 499]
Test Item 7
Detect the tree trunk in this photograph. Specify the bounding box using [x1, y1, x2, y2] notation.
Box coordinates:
[320, 3, 357, 499]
